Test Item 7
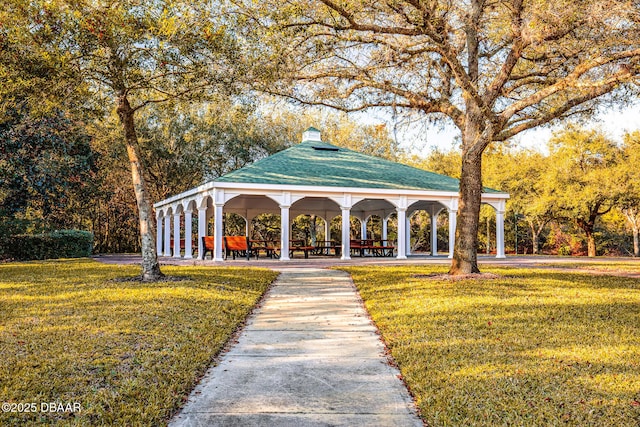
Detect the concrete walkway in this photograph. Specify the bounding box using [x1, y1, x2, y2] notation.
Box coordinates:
[169, 268, 422, 427]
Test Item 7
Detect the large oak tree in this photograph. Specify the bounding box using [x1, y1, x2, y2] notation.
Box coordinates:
[4, 0, 244, 279]
[236, 0, 640, 273]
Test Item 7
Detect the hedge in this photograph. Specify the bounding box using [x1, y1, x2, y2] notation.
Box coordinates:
[5, 230, 94, 261]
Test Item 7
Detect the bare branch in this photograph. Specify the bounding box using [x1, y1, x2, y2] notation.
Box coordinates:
[499, 49, 640, 122]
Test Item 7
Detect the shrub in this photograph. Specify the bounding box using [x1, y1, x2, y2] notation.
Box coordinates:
[5, 230, 94, 261]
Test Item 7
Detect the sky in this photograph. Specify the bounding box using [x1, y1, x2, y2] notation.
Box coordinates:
[357, 103, 640, 156]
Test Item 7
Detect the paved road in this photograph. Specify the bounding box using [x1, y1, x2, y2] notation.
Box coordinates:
[169, 268, 422, 427]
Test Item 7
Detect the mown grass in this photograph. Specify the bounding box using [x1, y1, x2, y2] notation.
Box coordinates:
[343, 265, 640, 426]
[0, 259, 278, 426]
[533, 261, 640, 273]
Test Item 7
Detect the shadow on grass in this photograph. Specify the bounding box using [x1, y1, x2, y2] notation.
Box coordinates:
[0, 260, 278, 426]
[343, 265, 640, 427]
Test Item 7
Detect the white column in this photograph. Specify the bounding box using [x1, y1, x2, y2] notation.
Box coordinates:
[431, 212, 439, 256]
[361, 218, 367, 240]
[280, 205, 291, 261]
[213, 204, 224, 261]
[156, 213, 163, 256]
[405, 215, 412, 256]
[396, 208, 407, 259]
[184, 210, 193, 259]
[382, 217, 388, 241]
[341, 207, 351, 260]
[163, 213, 171, 256]
[173, 213, 181, 258]
[496, 210, 506, 258]
[198, 207, 207, 260]
[448, 208, 457, 259]
[324, 218, 330, 242]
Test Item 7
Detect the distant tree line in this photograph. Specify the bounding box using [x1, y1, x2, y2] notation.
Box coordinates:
[2, 0, 639, 274]
[410, 127, 640, 257]
[3, 91, 638, 259]
[0, 99, 397, 256]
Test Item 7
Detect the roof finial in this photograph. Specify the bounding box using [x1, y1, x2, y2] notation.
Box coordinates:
[302, 127, 322, 142]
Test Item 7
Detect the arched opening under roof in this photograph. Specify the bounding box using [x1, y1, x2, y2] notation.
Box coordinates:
[479, 202, 509, 256]
[349, 199, 398, 257]
[290, 197, 342, 257]
[407, 201, 447, 256]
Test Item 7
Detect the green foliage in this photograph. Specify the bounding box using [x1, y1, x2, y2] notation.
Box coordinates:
[0, 106, 97, 236]
[0, 259, 278, 426]
[0, 1, 87, 116]
[546, 128, 624, 256]
[5, 230, 94, 261]
[2, 0, 254, 277]
[416, 126, 640, 257]
[344, 265, 640, 426]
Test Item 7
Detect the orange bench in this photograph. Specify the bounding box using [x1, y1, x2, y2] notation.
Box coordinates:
[201, 236, 216, 259]
[224, 236, 257, 260]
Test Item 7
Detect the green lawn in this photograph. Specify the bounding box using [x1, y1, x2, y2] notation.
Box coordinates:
[534, 261, 640, 273]
[0, 259, 278, 426]
[343, 265, 640, 427]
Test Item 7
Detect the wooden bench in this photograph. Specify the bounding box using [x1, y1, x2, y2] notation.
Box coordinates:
[224, 235, 257, 260]
[289, 240, 315, 259]
[201, 236, 215, 259]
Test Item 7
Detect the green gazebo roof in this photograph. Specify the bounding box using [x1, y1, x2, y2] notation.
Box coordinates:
[215, 140, 499, 193]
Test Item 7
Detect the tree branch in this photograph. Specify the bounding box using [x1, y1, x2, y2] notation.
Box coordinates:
[499, 48, 640, 122]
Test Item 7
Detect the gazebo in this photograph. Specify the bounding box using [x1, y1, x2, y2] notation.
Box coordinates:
[154, 127, 509, 261]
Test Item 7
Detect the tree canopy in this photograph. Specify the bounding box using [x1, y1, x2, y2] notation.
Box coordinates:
[3, 0, 250, 279]
[0, 106, 96, 242]
[234, 0, 640, 273]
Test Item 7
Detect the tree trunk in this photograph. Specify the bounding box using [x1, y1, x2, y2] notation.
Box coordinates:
[623, 209, 640, 257]
[529, 219, 546, 255]
[531, 229, 540, 255]
[577, 216, 597, 257]
[586, 230, 596, 257]
[116, 94, 163, 281]
[449, 149, 483, 274]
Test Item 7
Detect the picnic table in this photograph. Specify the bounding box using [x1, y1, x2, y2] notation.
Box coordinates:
[350, 239, 395, 257]
[289, 239, 315, 259]
[250, 240, 279, 259]
[313, 240, 342, 256]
